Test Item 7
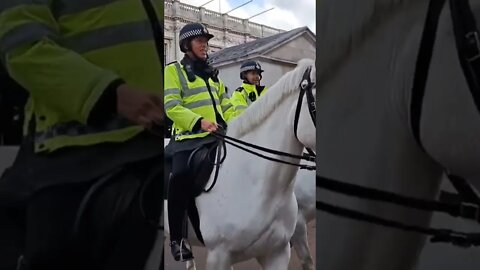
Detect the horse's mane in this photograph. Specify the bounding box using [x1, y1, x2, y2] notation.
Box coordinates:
[227, 58, 315, 138]
[317, 0, 418, 84]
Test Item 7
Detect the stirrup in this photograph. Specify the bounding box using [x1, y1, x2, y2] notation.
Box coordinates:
[180, 238, 194, 262]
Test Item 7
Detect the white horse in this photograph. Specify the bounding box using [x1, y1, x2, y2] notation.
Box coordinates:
[160, 58, 316, 270]
[161, 146, 315, 270]
[161, 140, 316, 270]
[317, 1, 480, 270]
[291, 168, 316, 270]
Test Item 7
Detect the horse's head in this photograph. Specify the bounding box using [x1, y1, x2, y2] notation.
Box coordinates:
[292, 60, 316, 151]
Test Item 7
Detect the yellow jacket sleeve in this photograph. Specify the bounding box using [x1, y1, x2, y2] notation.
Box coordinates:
[229, 88, 249, 118]
[0, 3, 121, 123]
[164, 64, 202, 131]
[217, 80, 236, 123]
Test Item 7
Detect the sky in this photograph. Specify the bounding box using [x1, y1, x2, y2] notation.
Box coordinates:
[178, 0, 316, 33]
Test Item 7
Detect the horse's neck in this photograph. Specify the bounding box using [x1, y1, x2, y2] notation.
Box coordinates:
[317, 0, 427, 80]
[318, 0, 443, 196]
[317, 5, 446, 269]
[228, 93, 303, 195]
[418, 0, 480, 190]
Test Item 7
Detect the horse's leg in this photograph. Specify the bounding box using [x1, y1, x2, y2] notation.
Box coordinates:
[291, 214, 314, 270]
[206, 248, 232, 270]
[258, 244, 291, 270]
[185, 259, 197, 270]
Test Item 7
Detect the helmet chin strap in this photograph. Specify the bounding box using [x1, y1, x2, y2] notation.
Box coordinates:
[187, 51, 208, 62]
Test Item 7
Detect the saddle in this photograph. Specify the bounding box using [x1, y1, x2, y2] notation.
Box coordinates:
[164, 140, 220, 200]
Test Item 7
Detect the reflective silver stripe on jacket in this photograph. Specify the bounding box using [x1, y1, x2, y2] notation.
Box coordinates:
[34, 116, 134, 145]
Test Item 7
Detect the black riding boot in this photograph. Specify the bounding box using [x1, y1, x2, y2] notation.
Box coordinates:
[167, 192, 194, 261]
[168, 150, 195, 261]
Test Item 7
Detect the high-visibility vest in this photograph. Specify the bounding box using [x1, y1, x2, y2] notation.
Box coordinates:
[164, 61, 235, 141]
[0, 0, 163, 152]
[230, 82, 267, 118]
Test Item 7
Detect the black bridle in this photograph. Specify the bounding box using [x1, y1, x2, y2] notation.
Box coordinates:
[200, 66, 316, 195]
[316, 0, 480, 248]
[294, 66, 317, 157]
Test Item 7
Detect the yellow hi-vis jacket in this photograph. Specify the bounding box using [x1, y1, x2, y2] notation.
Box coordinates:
[230, 82, 267, 118]
[0, 0, 163, 153]
[164, 62, 235, 141]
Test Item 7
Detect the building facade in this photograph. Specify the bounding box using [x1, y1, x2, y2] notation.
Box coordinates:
[209, 27, 316, 92]
[164, 1, 316, 93]
[164, 0, 284, 64]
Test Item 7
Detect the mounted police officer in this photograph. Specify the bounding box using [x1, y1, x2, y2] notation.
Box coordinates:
[0, 1, 164, 269]
[230, 60, 268, 117]
[164, 22, 235, 261]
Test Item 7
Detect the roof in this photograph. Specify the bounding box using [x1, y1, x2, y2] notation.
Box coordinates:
[209, 26, 315, 65]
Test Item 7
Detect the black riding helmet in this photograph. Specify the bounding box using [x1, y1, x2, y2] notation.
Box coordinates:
[240, 60, 264, 81]
[179, 23, 214, 53]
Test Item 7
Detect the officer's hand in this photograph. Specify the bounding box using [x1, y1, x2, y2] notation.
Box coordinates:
[116, 84, 164, 130]
[200, 119, 218, 133]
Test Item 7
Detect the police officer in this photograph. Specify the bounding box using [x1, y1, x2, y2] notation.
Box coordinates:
[230, 60, 268, 117]
[0, 1, 164, 269]
[164, 22, 235, 261]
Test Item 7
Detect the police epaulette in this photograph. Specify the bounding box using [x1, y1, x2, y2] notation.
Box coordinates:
[166, 61, 178, 66]
[235, 87, 244, 92]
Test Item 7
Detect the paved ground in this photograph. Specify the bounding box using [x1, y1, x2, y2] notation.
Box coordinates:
[164, 221, 316, 269]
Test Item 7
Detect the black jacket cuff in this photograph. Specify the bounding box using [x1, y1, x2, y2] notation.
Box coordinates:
[87, 78, 125, 126]
[192, 117, 203, 132]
